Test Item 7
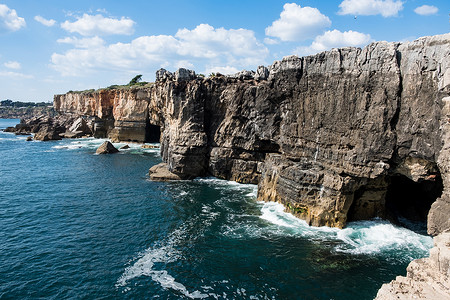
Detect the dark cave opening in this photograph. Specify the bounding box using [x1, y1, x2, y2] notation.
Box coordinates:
[145, 122, 161, 143]
[385, 173, 443, 231]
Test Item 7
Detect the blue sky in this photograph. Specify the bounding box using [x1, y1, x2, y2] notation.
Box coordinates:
[0, 0, 449, 102]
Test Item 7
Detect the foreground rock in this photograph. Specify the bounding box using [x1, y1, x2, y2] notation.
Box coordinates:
[96, 141, 119, 154]
[375, 232, 450, 299]
[148, 163, 181, 181]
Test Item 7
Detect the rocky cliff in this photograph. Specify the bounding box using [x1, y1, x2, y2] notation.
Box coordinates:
[55, 33, 450, 233]
[54, 33, 450, 299]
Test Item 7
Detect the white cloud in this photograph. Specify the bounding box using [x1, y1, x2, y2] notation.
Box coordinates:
[0, 71, 33, 79]
[265, 3, 331, 42]
[264, 38, 279, 45]
[295, 29, 372, 56]
[204, 66, 239, 75]
[4, 61, 21, 69]
[57, 36, 105, 48]
[61, 13, 135, 36]
[34, 15, 56, 27]
[414, 5, 438, 16]
[338, 0, 403, 17]
[51, 24, 269, 77]
[0, 4, 26, 32]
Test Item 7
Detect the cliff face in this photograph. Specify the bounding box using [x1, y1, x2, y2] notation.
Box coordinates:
[54, 34, 450, 235]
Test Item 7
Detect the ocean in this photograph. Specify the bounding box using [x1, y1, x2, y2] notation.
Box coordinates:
[0, 118, 433, 299]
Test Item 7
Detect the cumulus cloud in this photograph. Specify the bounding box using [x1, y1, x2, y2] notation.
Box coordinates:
[4, 61, 21, 69]
[414, 5, 438, 16]
[0, 4, 26, 32]
[338, 0, 403, 17]
[61, 13, 135, 36]
[57, 36, 105, 48]
[34, 15, 56, 27]
[51, 24, 269, 76]
[265, 3, 331, 42]
[295, 29, 372, 56]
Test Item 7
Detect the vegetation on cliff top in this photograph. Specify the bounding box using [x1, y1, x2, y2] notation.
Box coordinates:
[67, 75, 151, 94]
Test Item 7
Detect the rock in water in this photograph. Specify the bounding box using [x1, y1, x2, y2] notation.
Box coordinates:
[34, 125, 62, 141]
[96, 141, 119, 154]
[26, 136, 32, 141]
[119, 145, 130, 150]
[4, 127, 16, 133]
[148, 163, 181, 181]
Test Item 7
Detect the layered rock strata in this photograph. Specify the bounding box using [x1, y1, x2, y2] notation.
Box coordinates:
[53, 33, 450, 300]
[55, 34, 450, 234]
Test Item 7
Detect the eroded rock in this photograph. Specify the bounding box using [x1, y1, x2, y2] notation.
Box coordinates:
[148, 163, 181, 181]
[96, 141, 119, 154]
[375, 232, 450, 300]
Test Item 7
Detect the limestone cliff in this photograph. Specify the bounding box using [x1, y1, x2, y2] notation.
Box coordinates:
[55, 33, 450, 235]
[54, 33, 450, 299]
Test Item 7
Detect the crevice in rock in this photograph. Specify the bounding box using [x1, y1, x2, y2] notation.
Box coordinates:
[390, 50, 403, 132]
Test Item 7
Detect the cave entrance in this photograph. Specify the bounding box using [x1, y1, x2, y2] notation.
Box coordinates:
[385, 173, 443, 232]
[145, 120, 161, 143]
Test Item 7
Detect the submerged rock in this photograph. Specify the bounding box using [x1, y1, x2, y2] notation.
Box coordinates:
[96, 141, 119, 154]
[148, 163, 181, 181]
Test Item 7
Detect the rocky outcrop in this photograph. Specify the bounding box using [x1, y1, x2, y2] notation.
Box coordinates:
[53, 34, 450, 234]
[96, 141, 119, 154]
[149, 162, 182, 181]
[375, 232, 450, 299]
[54, 87, 161, 142]
[53, 33, 450, 300]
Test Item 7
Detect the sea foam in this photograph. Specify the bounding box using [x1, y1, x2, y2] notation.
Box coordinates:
[258, 202, 433, 260]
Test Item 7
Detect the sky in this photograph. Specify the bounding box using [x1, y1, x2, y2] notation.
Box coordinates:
[0, 0, 449, 102]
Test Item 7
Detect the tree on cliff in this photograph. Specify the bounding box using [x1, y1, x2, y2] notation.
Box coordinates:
[128, 75, 143, 85]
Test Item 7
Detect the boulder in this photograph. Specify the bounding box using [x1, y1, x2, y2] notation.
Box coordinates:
[148, 163, 182, 181]
[34, 125, 62, 141]
[119, 144, 130, 150]
[26, 136, 33, 141]
[4, 126, 16, 132]
[96, 141, 119, 154]
[68, 117, 91, 135]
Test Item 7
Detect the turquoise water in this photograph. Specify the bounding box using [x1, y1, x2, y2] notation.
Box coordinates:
[0, 118, 433, 299]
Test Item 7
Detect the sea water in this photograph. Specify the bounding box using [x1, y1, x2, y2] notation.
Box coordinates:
[0, 119, 433, 299]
